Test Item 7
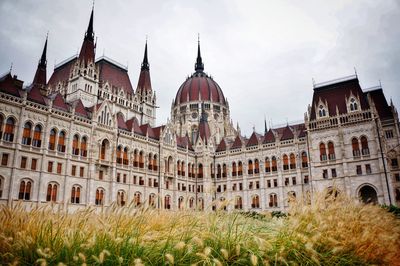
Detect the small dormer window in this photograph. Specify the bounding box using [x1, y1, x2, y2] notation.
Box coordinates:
[318, 105, 326, 118]
[350, 98, 358, 111]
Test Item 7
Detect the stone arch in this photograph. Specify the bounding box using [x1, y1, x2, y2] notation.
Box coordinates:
[358, 184, 378, 204]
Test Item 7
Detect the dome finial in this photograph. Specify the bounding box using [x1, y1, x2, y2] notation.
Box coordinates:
[195, 33, 204, 72]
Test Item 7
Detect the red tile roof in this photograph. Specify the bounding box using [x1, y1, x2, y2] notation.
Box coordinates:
[263, 129, 275, 143]
[140, 124, 159, 140]
[27, 84, 46, 105]
[246, 132, 259, 147]
[74, 99, 89, 117]
[48, 58, 75, 90]
[117, 113, 128, 130]
[97, 59, 134, 94]
[216, 138, 227, 152]
[280, 125, 294, 141]
[310, 77, 369, 120]
[231, 135, 243, 149]
[52, 93, 69, 111]
[0, 73, 23, 97]
[136, 69, 152, 94]
[198, 119, 211, 144]
[152, 125, 165, 140]
[126, 117, 143, 135]
[177, 135, 194, 150]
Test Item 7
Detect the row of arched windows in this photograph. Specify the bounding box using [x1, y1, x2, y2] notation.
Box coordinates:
[22, 122, 42, 147]
[0, 115, 16, 142]
[175, 160, 204, 178]
[319, 137, 370, 161]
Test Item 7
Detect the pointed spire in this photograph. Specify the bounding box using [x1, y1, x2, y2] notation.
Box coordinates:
[141, 39, 149, 71]
[79, 7, 95, 64]
[264, 116, 268, 134]
[39, 33, 48, 67]
[195, 34, 204, 72]
[85, 6, 94, 42]
[32, 34, 48, 88]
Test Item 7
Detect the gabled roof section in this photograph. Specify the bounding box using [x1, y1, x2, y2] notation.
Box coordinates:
[48, 57, 75, 90]
[280, 125, 294, 141]
[96, 58, 134, 94]
[140, 124, 158, 140]
[310, 76, 369, 120]
[117, 113, 128, 131]
[0, 72, 23, 97]
[152, 125, 165, 140]
[126, 117, 143, 135]
[367, 88, 393, 120]
[52, 93, 69, 111]
[27, 84, 46, 105]
[74, 99, 89, 117]
[177, 134, 194, 151]
[263, 129, 275, 143]
[231, 135, 243, 149]
[246, 132, 259, 147]
[216, 138, 227, 152]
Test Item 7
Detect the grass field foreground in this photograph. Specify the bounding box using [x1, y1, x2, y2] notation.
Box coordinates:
[1, 193, 400, 265]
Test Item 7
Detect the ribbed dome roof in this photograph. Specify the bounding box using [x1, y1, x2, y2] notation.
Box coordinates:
[174, 72, 226, 107]
[174, 41, 226, 107]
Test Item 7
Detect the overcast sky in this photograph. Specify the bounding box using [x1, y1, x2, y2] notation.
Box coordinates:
[1, 0, 399, 136]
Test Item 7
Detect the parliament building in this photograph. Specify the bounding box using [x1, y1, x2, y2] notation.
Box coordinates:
[1, 8, 399, 211]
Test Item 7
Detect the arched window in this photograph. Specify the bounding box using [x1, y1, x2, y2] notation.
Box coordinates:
[198, 164, 203, 178]
[350, 98, 358, 111]
[271, 156, 277, 172]
[328, 142, 335, 160]
[177, 160, 181, 175]
[100, 139, 109, 160]
[153, 155, 158, 171]
[71, 185, 81, 204]
[254, 159, 260, 174]
[149, 193, 156, 208]
[251, 195, 260, 208]
[18, 180, 32, 200]
[116, 146, 122, 164]
[352, 138, 360, 157]
[265, 157, 271, 173]
[217, 164, 222, 178]
[3, 117, 15, 142]
[32, 125, 42, 148]
[283, 154, 289, 170]
[301, 152, 308, 168]
[95, 188, 105, 206]
[139, 151, 145, 168]
[189, 197, 194, 209]
[72, 134, 79, 155]
[81, 137, 87, 157]
[148, 153, 153, 170]
[289, 153, 296, 169]
[232, 162, 237, 177]
[248, 160, 254, 175]
[238, 161, 243, 176]
[188, 163, 192, 178]
[269, 193, 278, 207]
[180, 161, 185, 176]
[49, 128, 57, 150]
[57, 131, 66, 152]
[178, 196, 184, 209]
[222, 163, 227, 178]
[361, 136, 369, 155]
[134, 192, 141, 206]
[22, 122, 32, 145]
[166, 156, 173, 174]
[318, 105, 326, 117]
[235, 196, 243, 209]
[117, 190, 126, 206]
[198, 197, 204, 211]
[133, 150, 139, 167]
[320, 143, 327, 161]
[164, 195, 171, 209]
[46, 183, 58, 202]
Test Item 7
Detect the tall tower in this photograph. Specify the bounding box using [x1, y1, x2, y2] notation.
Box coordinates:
[136, 41, 157, 126]
[65, 7, 99, 107]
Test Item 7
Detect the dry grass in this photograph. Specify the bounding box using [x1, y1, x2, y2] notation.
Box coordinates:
[0, 192, 399, 265]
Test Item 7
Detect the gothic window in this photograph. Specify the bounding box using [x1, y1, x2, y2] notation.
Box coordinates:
[3, 117, 15, 142]
[349, 98, 358, 111]
[117, 190, 126, 206]
[177, 160, 181, 175]
[116, 146, 122, 164]
[133, 150, 139, 167]
[235, 196, 243, 209]
[188, 163, 192, 177]
[57, 131, 66, 152]
[198, 197, 204, 211]
[178, 196, 184, 209]
[80, 137, 88, 157]
[72, 134, 80, 155]
[254, 159, 260, 174]
[328, 142, 335, 160]
[271, 156, 278, 172]
[361, 136, 369, 155]
[289, 153, 296, 169]
[100, 139, 109, 160]
[32, 125, 42, 148]
[318, 105, 326, 118]
[320, 143, 327, 161]
[251, 195, 260, 208]
[189, 197, 194, 209]
[18, 179, 32, 200]
[71, 185, 81, 204]
[49, 128, 57, 150]
[95, 188, 105, 205]
[149, 193, 156, 208]
[180, 160, 185, 176]
[22, 122, 32, 145]
[283, 154, 289, 170]
[134, 192, 141, 206]
[153, 155, 158, 171]
[248, 160, 254, 175]
[164, 195, 171, 209]
[232, 162, 237, 176]
[46, 183, 58, 202]
[301, 152, 308, 168]
[139, 151, 145, 168]
[238, 161, 243, 176]
[198, 164, 203, 178]
[222, 163, 227, 177]
[352, 137, 360, 157]
[269, 193, 278, 207]
[217, 164, 222, 178]
[265, 157, 271, 172]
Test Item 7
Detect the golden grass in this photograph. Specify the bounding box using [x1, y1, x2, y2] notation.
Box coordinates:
[0, 192, 399, 265]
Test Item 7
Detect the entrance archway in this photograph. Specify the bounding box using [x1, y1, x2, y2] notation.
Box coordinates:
[359, 185, 378, 204]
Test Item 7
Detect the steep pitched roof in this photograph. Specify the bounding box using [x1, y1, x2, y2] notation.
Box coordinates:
[367, 89, 393, 120]
[177, 135, 194, 151]
[263, 129, 275, 143]
[27, 84, 46, 105]
[231, 135, 243, 149]
[310, 76, 369, 120]
[280, 125, 294, 141]
[246, 132, 259, 147]
[47, 58, 75, 90]
[74, 99, 88, 117]
[97, 58, 134, 94]
[126, 117, 143, 135]
[198, 119, 211, 145]
[216, 138, 227, 152]
[152, 125, 165, 139]
[0, 72, 23, 97]
[52, 93, 69, 111]
[140, 124, 158, 140]
[79, 8, 95, 65]
[136, 42, 152, 94]
[117, 113, 128, 130]
[32, 36, 47, 88]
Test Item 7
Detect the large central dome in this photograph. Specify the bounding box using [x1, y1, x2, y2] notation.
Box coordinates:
[173, 42, 226, 107]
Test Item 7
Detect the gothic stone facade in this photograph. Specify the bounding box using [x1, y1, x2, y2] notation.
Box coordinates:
[1, 9, 400, 212]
